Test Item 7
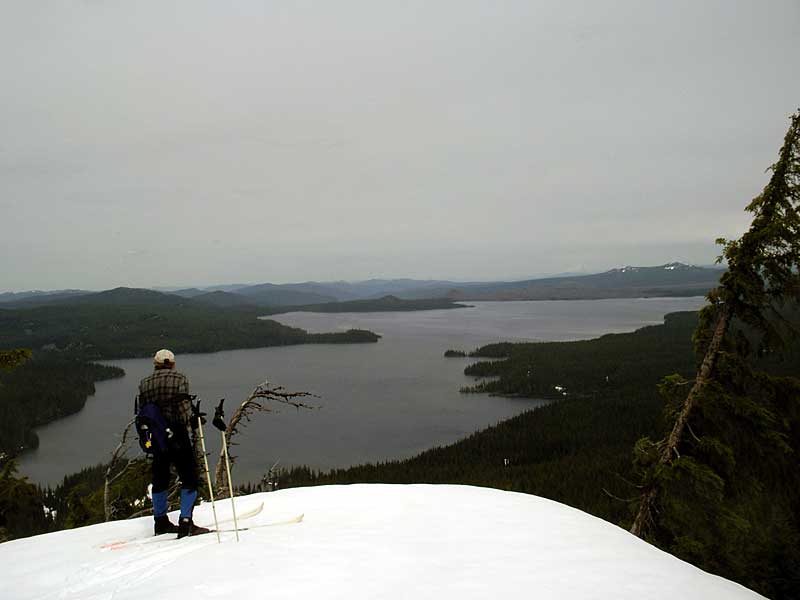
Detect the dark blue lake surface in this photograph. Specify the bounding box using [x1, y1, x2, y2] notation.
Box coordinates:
[18, 297, 707, 486]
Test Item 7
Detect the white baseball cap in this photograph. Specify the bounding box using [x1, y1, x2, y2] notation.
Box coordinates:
[153, 348, 175, 365]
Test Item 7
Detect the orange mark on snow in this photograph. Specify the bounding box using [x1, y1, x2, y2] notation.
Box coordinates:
[100, 541, 128, 551]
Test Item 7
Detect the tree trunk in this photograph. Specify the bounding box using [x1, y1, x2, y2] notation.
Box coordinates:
[103, 479, 111, 522]
[630, 303, 731, 537]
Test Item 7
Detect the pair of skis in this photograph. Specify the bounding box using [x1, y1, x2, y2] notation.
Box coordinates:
[100, 504, 304, 550]
[195, 398, 238, 543]
[191, 501, 303, 537]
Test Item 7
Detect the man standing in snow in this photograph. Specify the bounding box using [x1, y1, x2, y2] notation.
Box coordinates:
[137, 349, 210, 538]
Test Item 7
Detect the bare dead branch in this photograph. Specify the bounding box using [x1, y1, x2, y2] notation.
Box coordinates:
[104, 419, 135, 522]
[613, 471, 644, 490]
[686, 423, 702, 444]
[602, 488, 638, 503]
[214, 380, 317, 494]
[128, 507, 152, 519]
[671, 379, 695, 386]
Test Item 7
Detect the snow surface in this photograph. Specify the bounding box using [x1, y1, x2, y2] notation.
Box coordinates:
[0, 484, 764, 599]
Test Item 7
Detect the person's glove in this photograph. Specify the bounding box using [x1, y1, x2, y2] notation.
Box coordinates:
[213, 399, 227, 432]
[191, 400, 207, 428]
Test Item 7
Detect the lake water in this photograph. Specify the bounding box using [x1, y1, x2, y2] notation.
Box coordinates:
[18, 297, 707, 487]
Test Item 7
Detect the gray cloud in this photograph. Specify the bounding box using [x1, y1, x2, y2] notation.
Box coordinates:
[1, 0, 798, 290]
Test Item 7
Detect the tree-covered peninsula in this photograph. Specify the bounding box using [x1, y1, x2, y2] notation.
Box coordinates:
[0, 287, 380, 360]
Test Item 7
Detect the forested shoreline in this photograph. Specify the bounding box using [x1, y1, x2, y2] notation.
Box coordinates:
[0, 291, 379, 361]
[277, 311, 703, 504]
[0, 290, 380, 458]
[460, 311, 700, 397]
[0, 355, 124, 456]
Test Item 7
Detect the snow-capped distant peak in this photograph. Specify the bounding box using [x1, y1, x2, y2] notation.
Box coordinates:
[606, 262, 698, 275]
[0, 484, 764, 599]
[663, 261, 694, 270]
[608, 265, 640, 274]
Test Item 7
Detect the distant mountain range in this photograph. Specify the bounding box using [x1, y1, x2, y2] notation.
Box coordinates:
[411, 263, 725, 301]
[0, 289, 91, 306]
[0, 263, 724, 309]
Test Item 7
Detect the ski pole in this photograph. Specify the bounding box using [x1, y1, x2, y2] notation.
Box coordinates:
[214, 399, 239, 542]
[194, 400, 221, 543]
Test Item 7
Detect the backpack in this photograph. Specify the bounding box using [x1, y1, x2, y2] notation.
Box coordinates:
[134, 397, 172, 455]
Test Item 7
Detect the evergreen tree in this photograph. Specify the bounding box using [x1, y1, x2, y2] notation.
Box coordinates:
[631, 110, 800, 598]
[0, 349, 52, 541]
[0, 458, 51, 542]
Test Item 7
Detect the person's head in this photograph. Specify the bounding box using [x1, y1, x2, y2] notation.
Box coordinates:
[153, 348, 176, 370]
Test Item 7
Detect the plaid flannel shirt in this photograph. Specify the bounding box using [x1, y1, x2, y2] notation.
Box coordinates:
[137, 368, 192, 427]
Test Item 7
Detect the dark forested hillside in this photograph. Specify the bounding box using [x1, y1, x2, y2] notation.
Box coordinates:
[0, 355, 123, 455]
[0, 288, 379, 360]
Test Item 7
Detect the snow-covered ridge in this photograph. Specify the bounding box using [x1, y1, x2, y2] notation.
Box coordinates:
[0, 485, 763, 600]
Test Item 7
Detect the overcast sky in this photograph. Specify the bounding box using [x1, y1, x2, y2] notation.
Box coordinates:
[1, 1, 798, 291]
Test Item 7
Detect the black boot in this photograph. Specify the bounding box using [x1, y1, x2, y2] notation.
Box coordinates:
[177, 517, 211, 539]
[154, 515, 179, 535]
